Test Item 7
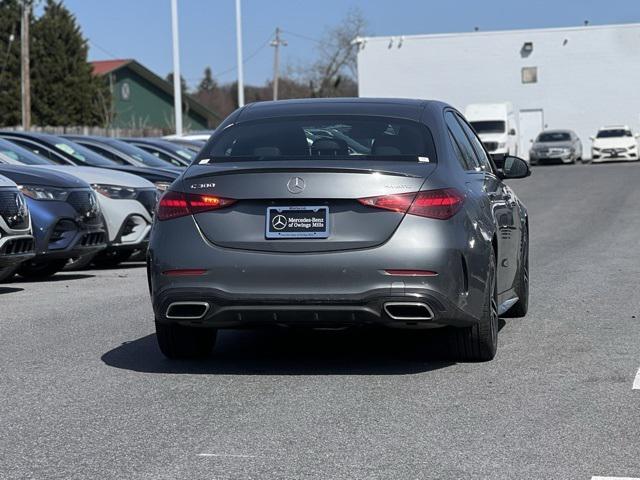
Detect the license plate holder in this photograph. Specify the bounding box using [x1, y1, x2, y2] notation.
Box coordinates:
[266, 206, 329, 239]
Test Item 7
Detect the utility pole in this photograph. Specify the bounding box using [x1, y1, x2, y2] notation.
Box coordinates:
[170, 0, 183, 136]
[270, 27, 287, 101]
[235, 0, 244, 107]
[20, 0, 30, 130]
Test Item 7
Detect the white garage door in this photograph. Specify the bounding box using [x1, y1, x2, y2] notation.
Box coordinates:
[519, 109, 544, 160]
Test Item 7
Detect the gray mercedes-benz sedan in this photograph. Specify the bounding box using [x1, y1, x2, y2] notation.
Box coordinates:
[529, 129, 583, 165]
[148, 98, 530, 361]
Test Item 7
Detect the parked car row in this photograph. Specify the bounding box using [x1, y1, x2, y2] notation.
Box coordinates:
[529, 125, 639, 165]
[0, 131, 206, 281]
[461, 102, 639, 166]
[529, 125, 639, 164]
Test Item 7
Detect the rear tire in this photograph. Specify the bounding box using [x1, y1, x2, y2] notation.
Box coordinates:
[504, 223, 529, 318]
[450, 248, 498, 362]
[92, 250, 132, 268]
[17, 259, 68, 279]
[155, 320, 217, 359]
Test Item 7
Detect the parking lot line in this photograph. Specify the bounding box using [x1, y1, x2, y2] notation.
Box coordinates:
[591, 477, 640, 479]
[197, 453, 260, 458]
[633, 368, 640, 390]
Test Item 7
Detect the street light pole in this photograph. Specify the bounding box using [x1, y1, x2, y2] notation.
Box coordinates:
[235, 0, 245, 107]
[270, 27, 287, 101]
[170, 0, 183, 136]
[20, 0, 30, 130]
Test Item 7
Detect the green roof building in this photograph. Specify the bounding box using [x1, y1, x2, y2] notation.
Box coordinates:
[91, 59, 219, 131]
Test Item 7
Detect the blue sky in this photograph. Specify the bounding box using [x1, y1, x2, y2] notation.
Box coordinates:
[60, 0, 640, 89]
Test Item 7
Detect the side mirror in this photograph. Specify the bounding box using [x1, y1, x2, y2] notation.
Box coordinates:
[500, 156, 531, 179]
[589, 136, 595, 141]
[635, 134, 640, 139]
[508, 128, 516, 136]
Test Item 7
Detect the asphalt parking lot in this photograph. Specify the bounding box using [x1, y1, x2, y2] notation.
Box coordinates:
[1, 162, 639, 480]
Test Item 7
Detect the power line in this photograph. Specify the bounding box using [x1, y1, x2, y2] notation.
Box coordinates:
[281, 29, 336, 48]
[87, 39, 120, 60]
[211, 31, 273, 80]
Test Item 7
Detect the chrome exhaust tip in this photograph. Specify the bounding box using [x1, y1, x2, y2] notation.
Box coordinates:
[383, 302, 434, 321]
[165, 302, 210, 319]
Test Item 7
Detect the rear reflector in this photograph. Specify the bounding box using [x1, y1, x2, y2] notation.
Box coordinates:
[383, 269, 438, 277]
[157, 191, 236, 220]
[162, 269, 207, 276]
[358, 188, 464, 220]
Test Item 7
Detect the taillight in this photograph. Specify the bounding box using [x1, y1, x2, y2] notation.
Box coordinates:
[358, 188, 464, 220]
[408, 188, 464, 219]
[358, 192, 415, 213]
[157, 191, 236, 221]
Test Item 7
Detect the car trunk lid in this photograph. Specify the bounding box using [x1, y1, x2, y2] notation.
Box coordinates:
[183, 161, 436, 253]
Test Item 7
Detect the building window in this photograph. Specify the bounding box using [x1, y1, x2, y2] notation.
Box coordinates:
[522, 67, 538, 84]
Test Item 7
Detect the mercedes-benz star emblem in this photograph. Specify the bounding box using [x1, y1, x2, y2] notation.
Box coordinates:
[15, 193, 27, 220]
[287, 176, 305, 194]
[87, 193, 99, 218]
[272, 214, 287, 231]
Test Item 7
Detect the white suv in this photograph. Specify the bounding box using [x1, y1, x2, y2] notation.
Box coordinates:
[591, 126, 639, 162]
[0, 174, 35, 280]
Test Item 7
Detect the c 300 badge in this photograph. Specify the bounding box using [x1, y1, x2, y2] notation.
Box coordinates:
[190, 183, 216, 189]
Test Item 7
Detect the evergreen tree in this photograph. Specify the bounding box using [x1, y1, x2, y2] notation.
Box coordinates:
[197, 66, 217, 94]
[30, 0, 108, 126]
[166, 72, 188, 96]
[0, 0, 22, 126]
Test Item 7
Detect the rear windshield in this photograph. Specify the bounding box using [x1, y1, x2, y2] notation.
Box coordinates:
[597, 129, 632, 138]
[200, 116, 437, 163]
[538, 132, 571, 142]
[470, 121, 506, 134]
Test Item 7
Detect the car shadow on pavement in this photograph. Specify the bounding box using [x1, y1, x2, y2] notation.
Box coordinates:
[0, 286, 23, 294]
[91, 262, 146, 271]
[11, 273, 95, 284]
[101, 328, 459, 375]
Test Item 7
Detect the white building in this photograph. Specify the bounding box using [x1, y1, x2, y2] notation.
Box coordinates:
[357, 23, 640, 159]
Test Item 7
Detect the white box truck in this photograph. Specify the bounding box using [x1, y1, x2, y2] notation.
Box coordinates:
[464, 103, 519, 162]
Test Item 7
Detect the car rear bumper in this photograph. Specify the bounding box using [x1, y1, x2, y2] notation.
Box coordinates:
[153, 286, 479, 329]
[149, 213, 493, 328]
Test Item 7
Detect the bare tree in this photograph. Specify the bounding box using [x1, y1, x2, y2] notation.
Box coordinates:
[309, 7, 366, 97]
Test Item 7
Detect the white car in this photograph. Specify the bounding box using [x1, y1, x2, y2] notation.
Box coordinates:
[0, 139, 158, 267]
[0, 174, 35, 280]
[591, 126, 639, 162]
